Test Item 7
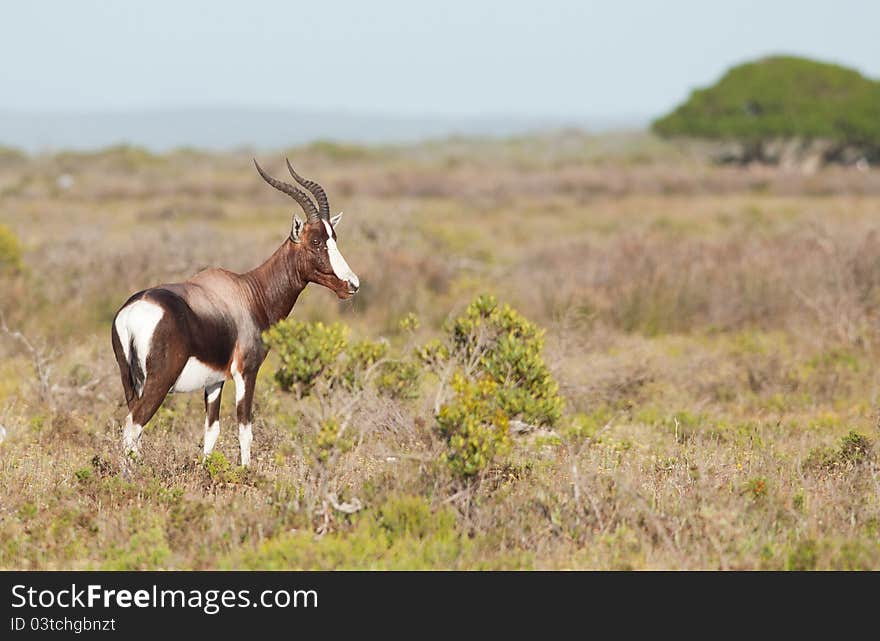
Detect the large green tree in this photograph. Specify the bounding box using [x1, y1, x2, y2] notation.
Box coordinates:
[653, 56, 880, 158]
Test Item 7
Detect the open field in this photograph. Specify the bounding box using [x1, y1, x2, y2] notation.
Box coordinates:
[1, 131, 880, 569]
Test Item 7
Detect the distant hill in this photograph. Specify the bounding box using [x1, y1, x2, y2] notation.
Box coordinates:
[653, 56, 880, 164]
[0, 107, 645, 154]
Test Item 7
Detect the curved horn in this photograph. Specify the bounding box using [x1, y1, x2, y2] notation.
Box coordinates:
[253, 159, 320, 223]
[286, 158, 330, 219]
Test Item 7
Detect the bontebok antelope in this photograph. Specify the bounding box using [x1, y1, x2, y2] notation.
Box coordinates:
[111, 160, 359, 467]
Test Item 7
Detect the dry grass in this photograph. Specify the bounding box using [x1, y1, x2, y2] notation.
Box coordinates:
[1, 134, 879, 569]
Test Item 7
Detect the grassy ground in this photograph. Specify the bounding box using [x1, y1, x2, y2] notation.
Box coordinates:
[1, 131, 879, 569]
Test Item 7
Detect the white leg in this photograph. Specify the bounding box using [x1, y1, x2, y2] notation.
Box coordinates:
[122, 413, 143, 456]
[232, 365, 253, 466]
[233, 366, 245, 405]
[239, 423, 253, 467]
[203, 383, 222, 456]
[204, 418, 220, 456]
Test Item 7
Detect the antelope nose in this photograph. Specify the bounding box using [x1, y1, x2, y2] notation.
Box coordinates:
[348, 274, 360, 292]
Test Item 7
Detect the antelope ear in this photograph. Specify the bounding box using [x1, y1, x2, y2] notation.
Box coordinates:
[330, 212, 343, 228]
[290, 215, 305, 243]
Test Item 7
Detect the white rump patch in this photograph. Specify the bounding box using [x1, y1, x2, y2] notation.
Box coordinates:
[114, 299, 164, 395]
[172, 357, 226, 393]
[323, 220, 359, 289]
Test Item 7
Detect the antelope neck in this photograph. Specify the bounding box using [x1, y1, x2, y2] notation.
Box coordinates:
[244, 241, 307, 328]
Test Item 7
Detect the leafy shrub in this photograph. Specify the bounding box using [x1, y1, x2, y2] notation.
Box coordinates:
[0, 224, 22, 274]
[563, 409, 614, 440]
[416, 295, 563, 478]
[376, 360, 421, 399]
[435, 374, 510, 478]
[265, 316, 424, 403]
[398, 312, 420, 333]
[427, 294, 564, 426]
[838, 431, 872, 465]
[804, 430, 873, 473]
[377, 495, 457, 543]
[314, 417, 353, 462]
[653, 56, 880, 155]
[744, 477, 768, 500]
[264, 299, 560, 479]
[340, 339, 387, 391]
[74, 468, 92, 482]
[203, 451, 244, 484]
[416, 338, 449, 367]
[342, 340, 422, 399]
[263, 320, 349, 396]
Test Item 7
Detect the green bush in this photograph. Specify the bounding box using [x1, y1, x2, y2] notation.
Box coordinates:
[804, 430, 873, 473]
[838, 431, 872, 465]
[416, 338, 449, 367]
[430, 294, 564, 426]
[265, 320, 419, 400]
[377, 495, 457, 543]
[376, 360, 422, 399]
[265, 300, 561, 479]
[314, 417, 354, 462]
[0, 224, 22, 274]
[744, 477, 768, 501]
[398, 312, 420, 333]
[436, 374, 511, 478]
[74, 468, 92, 482]
[263, 320, 349, 395]
[203, 451, 244, 484]
[340, 338, 387, 391]
[653, 56, 880, 153]
[415, 295, 563, 478]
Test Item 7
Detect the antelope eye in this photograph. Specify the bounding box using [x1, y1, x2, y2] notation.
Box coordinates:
[311, 238, 321, 246]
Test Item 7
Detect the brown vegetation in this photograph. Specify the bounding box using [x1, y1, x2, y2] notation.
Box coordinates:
[1, 133, 879, 569]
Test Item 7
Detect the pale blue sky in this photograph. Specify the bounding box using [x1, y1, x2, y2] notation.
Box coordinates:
[2, 0, 877, 119]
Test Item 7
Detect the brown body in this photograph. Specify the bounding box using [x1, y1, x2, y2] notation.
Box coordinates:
[111, 160, 359, 466]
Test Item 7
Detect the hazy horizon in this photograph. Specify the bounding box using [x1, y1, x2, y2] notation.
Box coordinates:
[0, 106, 649, 153]
[2, 1, 878, 150]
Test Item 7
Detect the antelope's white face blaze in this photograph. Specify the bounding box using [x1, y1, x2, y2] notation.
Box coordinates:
[323, 219, 359, 292]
